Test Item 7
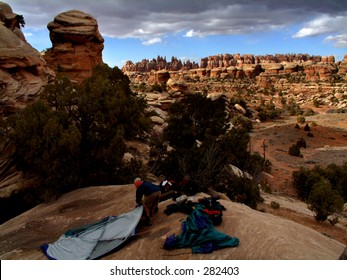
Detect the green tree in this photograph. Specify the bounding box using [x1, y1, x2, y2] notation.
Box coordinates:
[308, 179, 344, 221]
[292, 167, 322, 200]
[163, 93, 228, 151]
[151, 93, 264, 208]
[12, 101, 81, 196]
[9, 64, 150, 199]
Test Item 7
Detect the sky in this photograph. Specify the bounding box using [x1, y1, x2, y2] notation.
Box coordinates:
[7, 0, 347, 68]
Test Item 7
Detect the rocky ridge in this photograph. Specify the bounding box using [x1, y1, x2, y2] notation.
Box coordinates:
[123, 54, 347, 113]
[122, 53, 344, 84]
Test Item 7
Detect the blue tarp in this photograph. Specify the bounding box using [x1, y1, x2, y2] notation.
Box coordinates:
[42, 206, 143, 260]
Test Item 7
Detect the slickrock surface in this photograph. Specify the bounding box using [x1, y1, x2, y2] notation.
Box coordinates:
[0, 185, 344, 260]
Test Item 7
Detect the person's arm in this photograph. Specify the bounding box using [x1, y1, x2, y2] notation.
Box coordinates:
[136, 187, 143, 204]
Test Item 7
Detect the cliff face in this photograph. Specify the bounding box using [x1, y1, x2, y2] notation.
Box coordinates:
[0, 2, 54, 116]
[44, 10, 104, 83]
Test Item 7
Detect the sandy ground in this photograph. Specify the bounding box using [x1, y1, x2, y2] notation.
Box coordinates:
[250, 108, 347, 245]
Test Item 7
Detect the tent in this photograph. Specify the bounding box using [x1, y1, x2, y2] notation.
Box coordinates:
[42, 205, 143, 260]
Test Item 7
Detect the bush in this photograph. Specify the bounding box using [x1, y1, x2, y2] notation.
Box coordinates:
[214, 174, 260, 209]
[304, 108, 315, 116]
[286, 98, 303, 116]
[292, 163, 347, 203]
[304, 123, 310, 131]
[308, 179, 344, 221]
[288, 144, 301, 157]
[297, 115, 305, 124]
[270, 201, 280, 209]
[296, 138, 306, 149]
[292, 167, 323, 200]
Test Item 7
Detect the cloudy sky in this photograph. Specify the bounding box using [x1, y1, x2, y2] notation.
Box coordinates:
[8, 0, 347, 67]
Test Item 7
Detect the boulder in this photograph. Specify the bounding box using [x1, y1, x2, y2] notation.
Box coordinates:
[44, 10, 104, 83]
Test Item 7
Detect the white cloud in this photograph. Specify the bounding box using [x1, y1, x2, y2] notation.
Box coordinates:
[142, 37, 162, 45]
[24, 32, 33, 37]
[293, 14, 347, 38]
[184, 29, 202, 38]
[9, 0, 347, 50]
[325, 34, 347, 48]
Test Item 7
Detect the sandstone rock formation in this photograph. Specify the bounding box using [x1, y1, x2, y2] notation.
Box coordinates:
[123, 53, 345, 88]
[0, 2, 54, 116]
[0, 1, 25, 41]
[44, 10, 104, 83]
[0, 184, 344, 260]
[122, 56, 199, 72]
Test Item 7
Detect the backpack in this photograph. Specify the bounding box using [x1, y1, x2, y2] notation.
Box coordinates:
[198, 196, 226, 225]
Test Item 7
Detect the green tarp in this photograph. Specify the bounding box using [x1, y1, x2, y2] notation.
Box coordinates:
[164, 204, 239, 253]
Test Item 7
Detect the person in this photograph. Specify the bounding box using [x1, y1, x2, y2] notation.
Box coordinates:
[134, 177, 161, 226]
[176, 174, 199, 196]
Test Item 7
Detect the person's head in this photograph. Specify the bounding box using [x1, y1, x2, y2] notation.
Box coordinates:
[134, 177, 142, 188]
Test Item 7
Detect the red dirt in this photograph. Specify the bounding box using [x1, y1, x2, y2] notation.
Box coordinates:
[250, 109, 347, 244]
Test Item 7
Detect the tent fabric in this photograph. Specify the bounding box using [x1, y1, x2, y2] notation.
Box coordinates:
[42, 205, 143, 260]
[164, 204, 239, 253]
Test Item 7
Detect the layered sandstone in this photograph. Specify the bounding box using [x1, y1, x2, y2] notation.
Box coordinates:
[122, 56, 199, 72]
[44, 10, 104, 83]
[0, 2, 53, 116]
[123, 53, 346, 95]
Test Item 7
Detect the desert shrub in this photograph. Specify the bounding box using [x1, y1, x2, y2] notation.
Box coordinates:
[292, 166, 322, 200]
[297, 115, 305, 124]
[296, 138, 306, 149]
[304, 108, 315, 116]
[308, 179, 344, 221]
[244, 152, 272, 174]
[304, 123, 310, 131]
[270, 201, 280, 209]
[288, 144, 301, 157]
[214, 173, 260, 209]
[313, 163, 347, 201]
[256, 100, 282, 121]
[286, 98, 303, 116]
[292, 164, 347, 203]
[231, 115, 253, 131]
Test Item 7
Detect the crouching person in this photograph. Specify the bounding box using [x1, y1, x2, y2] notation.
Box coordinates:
[134, 177, 161, 226]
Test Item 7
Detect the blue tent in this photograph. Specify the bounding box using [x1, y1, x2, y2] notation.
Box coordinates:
[42, 206, 143, 260]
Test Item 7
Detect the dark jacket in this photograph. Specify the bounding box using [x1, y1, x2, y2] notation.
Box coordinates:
[136, 181, 161, 204]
